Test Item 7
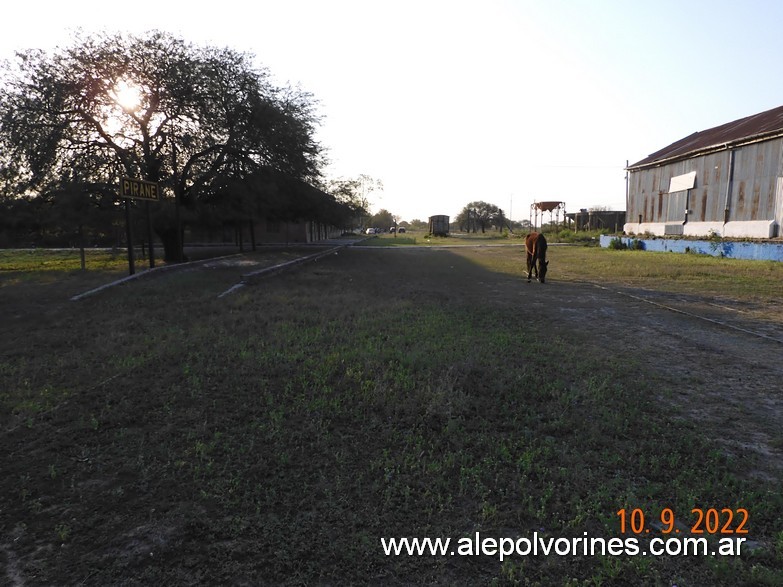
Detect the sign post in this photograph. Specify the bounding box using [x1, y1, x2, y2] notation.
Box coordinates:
[145, 200, 155, 269]
[121, 177, 161, 274]
[124, 198, 135, 275]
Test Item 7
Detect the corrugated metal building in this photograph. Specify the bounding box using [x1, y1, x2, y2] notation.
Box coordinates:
[625, 105, 783, 238]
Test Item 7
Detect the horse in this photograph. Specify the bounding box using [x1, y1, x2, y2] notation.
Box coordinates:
[525, 232, 549, 283]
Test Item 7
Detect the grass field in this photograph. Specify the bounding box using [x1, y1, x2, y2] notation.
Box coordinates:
[1, 242, 782, 585]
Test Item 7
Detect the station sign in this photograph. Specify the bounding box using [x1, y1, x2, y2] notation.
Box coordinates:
[121, 177, 160, 201]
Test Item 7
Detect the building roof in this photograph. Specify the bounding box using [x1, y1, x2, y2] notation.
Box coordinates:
[629, 104, 783, 169]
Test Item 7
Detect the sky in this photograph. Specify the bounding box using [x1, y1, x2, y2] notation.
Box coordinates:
[3, 0, 783, 222]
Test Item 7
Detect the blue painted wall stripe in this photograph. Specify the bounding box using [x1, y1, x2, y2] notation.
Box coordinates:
[599, 235, 783, 261]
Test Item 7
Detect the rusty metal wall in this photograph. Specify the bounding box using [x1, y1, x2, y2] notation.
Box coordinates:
[628, 137, 783, 224]
[730, 141, 779, 221]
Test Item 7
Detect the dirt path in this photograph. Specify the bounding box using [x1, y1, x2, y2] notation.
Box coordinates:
[507, 270, 783, 483]
[573, 282, 783, 482]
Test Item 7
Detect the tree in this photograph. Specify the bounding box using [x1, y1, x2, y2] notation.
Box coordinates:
[324, 176, 371, 229]
[357, 174, 384, 210]
[0, 31, 324, 260]
[407, 218, 428, 231]
[456, 201, 505, 233]
[516, 219, 533, 232]
[368, 208, 395, 231]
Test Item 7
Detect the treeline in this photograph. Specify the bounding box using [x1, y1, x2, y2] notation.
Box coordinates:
[0, 170, 360, 249]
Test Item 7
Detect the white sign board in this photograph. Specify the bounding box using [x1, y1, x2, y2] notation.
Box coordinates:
[668, 171, 696, 193]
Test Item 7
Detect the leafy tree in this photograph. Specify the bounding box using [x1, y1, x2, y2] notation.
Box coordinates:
[0, 31, 324, 260]
[456, 201, 506, 233]
[407, 218, 428, 231]
[368, 208, 395, 231]
[325, 176, 372, 229]
[517, 219, 533, 232]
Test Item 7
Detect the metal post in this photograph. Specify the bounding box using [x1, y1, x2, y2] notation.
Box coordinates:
[625, 159, 630, 217]
[145, 200, 155, 268]
[172, 141, 182, 262]
[124, 198, 135, 275]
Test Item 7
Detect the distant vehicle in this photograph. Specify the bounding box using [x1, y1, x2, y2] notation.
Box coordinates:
[389, 227, 396, 233]
[397, 227, 406, 233]
[365, 228, 376, 234]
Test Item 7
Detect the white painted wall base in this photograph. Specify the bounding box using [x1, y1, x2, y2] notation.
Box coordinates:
[623, 223, 666, 236]
[624, 220, 777, 238]
[682, 222, 725, 237]
[722, 221, 777, 238]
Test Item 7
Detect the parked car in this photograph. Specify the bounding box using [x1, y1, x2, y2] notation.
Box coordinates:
[397, 227, 406, 233]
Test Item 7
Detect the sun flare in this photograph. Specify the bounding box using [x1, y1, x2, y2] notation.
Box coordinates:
[112, 80, 142, 112]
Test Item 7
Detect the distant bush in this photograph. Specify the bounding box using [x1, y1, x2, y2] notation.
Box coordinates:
[551, 229, 607, 245]
[608, 237, 645, 251]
